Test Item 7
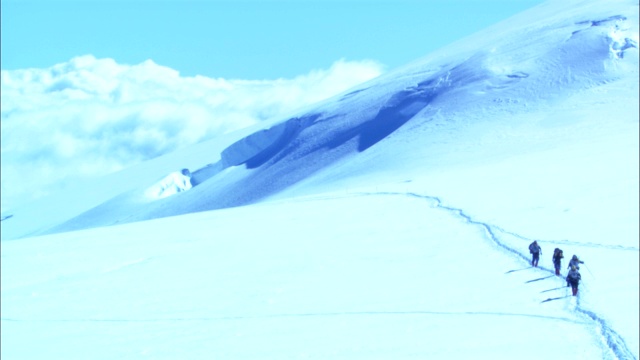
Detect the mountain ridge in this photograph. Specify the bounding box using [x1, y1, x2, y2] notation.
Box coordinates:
[1, 0, 637, 241]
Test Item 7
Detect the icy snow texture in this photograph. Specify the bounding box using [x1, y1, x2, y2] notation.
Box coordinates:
[1, 0, 638, 359]
[144, 169, 192, 199]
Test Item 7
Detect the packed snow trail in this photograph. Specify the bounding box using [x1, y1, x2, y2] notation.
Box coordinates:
[0, 310, 586, 324]
[577, 302, 637, 360]
[492, 226, 639, 252]
[352, 190, 637, 360]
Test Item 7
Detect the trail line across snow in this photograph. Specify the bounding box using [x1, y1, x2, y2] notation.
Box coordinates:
[492, 225, 639, 252]
[0, 310, 587, 324]
[350, 190, 637, 360]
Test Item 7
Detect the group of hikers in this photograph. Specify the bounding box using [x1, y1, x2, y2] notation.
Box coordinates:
[528, 240, 585, 296]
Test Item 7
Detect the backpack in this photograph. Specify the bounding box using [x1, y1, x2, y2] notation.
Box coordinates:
[553, 248, 563, 259]
[568, 270, 581, 281]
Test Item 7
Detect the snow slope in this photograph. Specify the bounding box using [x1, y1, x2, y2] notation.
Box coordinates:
[2, 0, 638, 240]
[1, 194, 630, 359]
[1, 0, 638, 358]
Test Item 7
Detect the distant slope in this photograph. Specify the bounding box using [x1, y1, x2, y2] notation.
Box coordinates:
[2, 0, 637, 239]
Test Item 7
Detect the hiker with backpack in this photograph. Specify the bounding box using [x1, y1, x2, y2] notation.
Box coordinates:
[528, 241, 542, 267]
[566, 265, 582, 296]
[567, 255, 584, 270]
[552, 248, 564, 276]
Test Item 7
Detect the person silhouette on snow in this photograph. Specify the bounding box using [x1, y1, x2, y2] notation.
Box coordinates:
[567, 255, 584, 270]
[529, 241, 542, 267]
[552, 248, 564, 276]
[566, 265, 582, 296]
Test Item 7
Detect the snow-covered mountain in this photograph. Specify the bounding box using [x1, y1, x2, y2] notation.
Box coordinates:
[2, 0, 638, 359]
[2, 0, 638, 242]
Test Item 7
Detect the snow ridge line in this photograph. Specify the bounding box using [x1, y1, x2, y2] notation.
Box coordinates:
[356, 191, 636, 360]
[492, 225, 639, 252]
[0, 310, 585, 324]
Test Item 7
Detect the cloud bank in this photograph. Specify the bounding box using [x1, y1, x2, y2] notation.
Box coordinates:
[0, 55, 384, 212]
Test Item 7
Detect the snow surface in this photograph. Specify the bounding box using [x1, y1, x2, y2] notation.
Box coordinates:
[1, 0, 638, 358]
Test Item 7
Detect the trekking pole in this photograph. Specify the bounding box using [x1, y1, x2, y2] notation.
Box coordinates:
[583, 264, 595, 279]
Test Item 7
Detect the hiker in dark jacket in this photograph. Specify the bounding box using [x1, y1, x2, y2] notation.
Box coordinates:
[529, 241, 542, 267]
[566, 265, 582, 296]
[552, 248, 564, 276]
[567, 255, 584, 270]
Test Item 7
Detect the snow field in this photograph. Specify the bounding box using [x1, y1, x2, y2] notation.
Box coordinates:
[1, 194, 611, 359]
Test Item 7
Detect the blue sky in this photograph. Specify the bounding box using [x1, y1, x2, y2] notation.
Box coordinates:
[1, 0, 546, 212]
[1, 0, 544, 79]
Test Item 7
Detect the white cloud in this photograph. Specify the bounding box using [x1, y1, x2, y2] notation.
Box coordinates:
[0, 55, 384, 212]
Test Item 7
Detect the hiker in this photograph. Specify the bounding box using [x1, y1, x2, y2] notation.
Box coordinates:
[566, 265, 582, 296]
[567, 255, 584, 270]
[528, 241, 542, 267]
[552, 248, 564, 276]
